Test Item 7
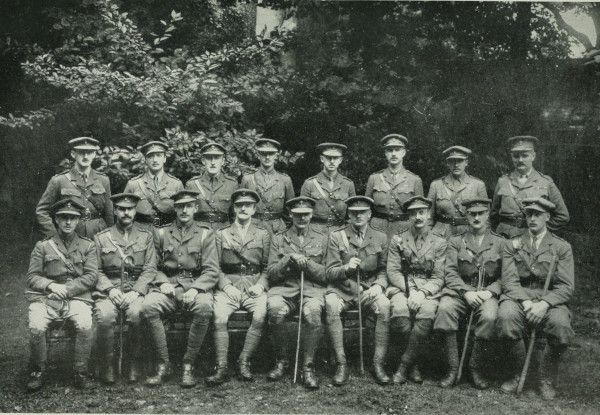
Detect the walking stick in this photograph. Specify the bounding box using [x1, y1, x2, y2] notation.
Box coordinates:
[516, 254, 557, 395]
[456, 266, 485, 384]
[356, 263, 365, 376]
[118, 255, 134, 377]
[293, 270, 305, 385]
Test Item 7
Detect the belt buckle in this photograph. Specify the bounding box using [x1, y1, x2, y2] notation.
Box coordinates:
[209, 213, 215, 223]
[83, 208, 91, 221]
[123, 271, 129, 281]
[240, 264, 247, 276]
[153, 216, 161, 226]
[387, 214, 393, 222]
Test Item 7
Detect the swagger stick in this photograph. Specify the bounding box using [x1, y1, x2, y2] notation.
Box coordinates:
[293, 270, 305, 384]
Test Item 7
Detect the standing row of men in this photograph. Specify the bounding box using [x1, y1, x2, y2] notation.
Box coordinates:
[25, 133, 572, 400]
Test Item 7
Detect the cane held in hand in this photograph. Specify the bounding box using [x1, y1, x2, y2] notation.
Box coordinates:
[118, 255, 134, 377]
[293, 270, 305, 385]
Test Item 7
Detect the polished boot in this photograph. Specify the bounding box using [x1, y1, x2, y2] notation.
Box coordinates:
[128, 360, 141, 383]
[332, 363, 348, 386]
[180, 363, 197, 388]
[237, 322, 263, 382]
[73, 328, 94, 389]
[392, 363, 409, 385]
[372, 315, 391, 385]
[237, 359, 253, 382]
[303, 363, 319, 390]
[439, 332, 459, 388]
[469, 340, 489, 390]
[394, 322, 422, 385]
[27, 329, 47, 392]
[501, 339, 526, 394]
[26, 365, 45, 392]
[326, 314, 347, 386]
[97, 325, 115, 384]
[145, 361, 172, 386]
[206, 329, 229, 386]
[102, 364, 116, 385]
[127, 324, 144, 383]
[537, 342, 565, 400]
[205, 364, 229, 386]
[267, 360, 288, 381]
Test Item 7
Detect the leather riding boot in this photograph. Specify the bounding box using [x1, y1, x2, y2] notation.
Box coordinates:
[145, 361, 172, 386]
[439, 332, 459, 388]
[237, 358, 253, 382]
[28, 329, 47, 392]
[97, 325, 115, 384]
[326, 314, 347, 385]
[303, 363, 319, 390]
[180, 363, 197, 388]
[372, 315, 391, 385]
[392, 363, 409, 385]
[127, 324, 144, 383]
[501, 339, 526, 394]
[394, 331, 419, 384]
[390, 317, 411, 365]
[205, 364, 229, 386]
[469, 339, 489, 390]
[27, 364, 45, 392]
[332, 363, 348, 386]
[206, 329, 229, 386]
[73, 328, 94, 376]
[538, 342, 565, 400]
[267, 360, 288, 381]
[529, 337, 548, 387]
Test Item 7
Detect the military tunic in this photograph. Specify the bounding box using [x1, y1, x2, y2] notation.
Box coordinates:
[123, 172, 183, 229]
[185, 172, 238, 230]
[36, 167, 114, 239]
[491, 170, 569, 238]
[365, 168, 424, 239]
[427, 174, 487, 239]
[93, 225, 157, 327]
[241, 169, 295, 235]
[497, 232, 574, 345]
[300, 172, 356, 234]
[26, 234, 97, 331]
[387, 228, 447, 320]
[433, 229, 504, 339]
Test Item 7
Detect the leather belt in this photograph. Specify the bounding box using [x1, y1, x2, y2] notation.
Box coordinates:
[252, 211, 283, 221]
[372, 211, 409, 222]
[81, 209, 101, 221]
[196, 212, 229, 223]
[520, 278, 544, 290]
[312, 217, 345, 227]
[437, 215, 469, 226]
[136, 213, 173, 226]
[221, 263, 261, 275]
[165, 269, 202, 279]
[500, 215, 528, 228]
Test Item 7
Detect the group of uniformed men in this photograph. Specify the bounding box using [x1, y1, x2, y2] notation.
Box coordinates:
[25, 133, 573, 402]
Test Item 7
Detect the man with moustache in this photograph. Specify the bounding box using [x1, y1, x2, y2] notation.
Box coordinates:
[366, 134, 424, 239]
[36, 137, 113, 239]
[428, 146, 488, 239]
[497, 197, 574, 400]
[186, 142, 238, 230]
[387, 196, 447, 385]
[206, 189, 271, 386]
[142, 190, 219, 387]
[301, 143, 356, 234]
[433, 198, 504, 389]
[241, 138, 295, 235]
[26, 199, 97, 391]
[93, 193, 157, 384]
[124, 141, 183, 229]
[266, 196, 327, 389]
[324, 196, 391, 386]
[491, 136, 569, 238]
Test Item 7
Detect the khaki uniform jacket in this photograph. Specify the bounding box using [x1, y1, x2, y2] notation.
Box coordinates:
[94, 224, 157, 296]
[365, 168, 424, 217]
[491, 170, 569, 237]
[267, 225, 328, 299]
[216, 223, 271, 292]
[300, 171, 356, 224]
[185, 172, 238, 229]
[443, 229, 504, 298]
[36, 167, 114, 238]
[154, 221, 219, 293]
[501, 232, 574, 307]
[427, 174, 487, 238]
[26, 234, 98, 302]
[124, 171, 183, 221]
[325, 225, 389, 301]
[387, 227, 447, 298]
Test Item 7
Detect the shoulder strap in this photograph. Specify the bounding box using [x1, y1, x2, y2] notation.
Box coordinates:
[65, 172, 101, 211]
[441, 181, 465, 216]
[249, 174, 267, 205]
[339, 230, 350, 252]
[47, 240, 81, 276]
[378, 173, 406, 209]
[312, 178, 343, 220]
[283, 234, 300, 254]
[506, 180, 527, 216]
[220, 229, 251, 265]
[137, 179, 157, 209]
[194, 179, 219, 211]
[378, 173, 391, 192]
[105, 233, 127, 260]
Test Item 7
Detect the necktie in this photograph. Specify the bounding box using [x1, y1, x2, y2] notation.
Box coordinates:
[416, 236, 423, 251]
[82, 174, 88, 185]
[154, 176, 159, 189]
[298, 232, 304, 245]
[123, 232, 128, 243]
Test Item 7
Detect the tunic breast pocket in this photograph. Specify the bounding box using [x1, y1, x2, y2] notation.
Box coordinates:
[528, 186, 549, 198]
[304, 245, 324, 262]
[60, 188, 80, 199]
[158, 190, 175, 199]
[101, 246, 120, 267]
[395, 185, 414, 196]
[187, 245, 202, 260]
[44, 254, 63, 275]
[457, 250, 474, 265]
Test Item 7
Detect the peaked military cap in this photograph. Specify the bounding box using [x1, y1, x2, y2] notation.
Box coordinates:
[507, 135, 538, 152]
[402, 195, 433, 211]
[522, 197, 555, 213]
[345, 196, 374, 211]
[111, 193, 140, 208]
[255, 138, 281, 153]
[317, 142, 347, 157]
[200, 142, 226, 156]
[462, 198, 491, 212]
[170, 190, 199, 205]
[286, 196, 315, 213]
[69, 137, 100, 151]
[141, 141, 168, 156]
[232, 188, 260, 204]
[443, 145, 472, 160]
[381, 134, 408, 148]
[52, 198, 84, 216]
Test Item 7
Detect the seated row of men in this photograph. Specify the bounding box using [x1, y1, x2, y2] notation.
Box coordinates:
[25, 187, 574, 402]
[35, 133, 570, 243]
